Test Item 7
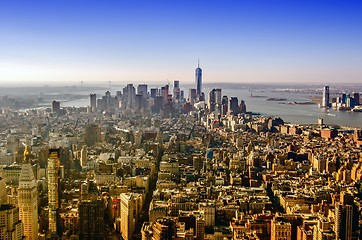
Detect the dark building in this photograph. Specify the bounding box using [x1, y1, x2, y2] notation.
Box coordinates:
[353, 92, 360, 105]
[90, 94, 97, 112]
[229, 97, 239, 115]
[150, 88, 158, 98]
[85, 124, 101, 147]
[79, 198, 105, 240]
[52, 100, 61, 115]
[335, 192, 359, 240]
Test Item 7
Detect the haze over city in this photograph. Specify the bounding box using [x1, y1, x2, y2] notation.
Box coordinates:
[1, 0, 362, 86]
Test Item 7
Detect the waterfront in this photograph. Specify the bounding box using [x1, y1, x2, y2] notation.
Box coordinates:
[1, 83, 361, 128]
[61, 84, 362, 128]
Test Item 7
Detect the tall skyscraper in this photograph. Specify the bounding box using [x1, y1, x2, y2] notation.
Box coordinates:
[353, 92, 360, 105]
[52, 100, 60, 115]
[322, 86, 330, 108]
[208, 88, 222, 113]
[195, 61, 202, 98]
[229, 97, 239, 115]
[173, 80, 181, 102]
[90, 94, 97, 112]
[48, 149, 60, 237]
[18, 146, 38, 240]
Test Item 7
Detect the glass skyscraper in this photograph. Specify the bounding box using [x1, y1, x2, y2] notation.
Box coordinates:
[195, 62, 202, 98]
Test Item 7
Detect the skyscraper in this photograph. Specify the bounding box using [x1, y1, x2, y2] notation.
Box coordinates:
[229, 97, 239, 115]
[334, 192, 358, 240]
[48, 149, 60, 237]
[120, 193, 141, 240]
[79, 198, 105, 240]
[52, 100, 60, 115]
[137, 84, 148, 97]
[195, 61, 202, 98]
[90, 94, 97, 112]
[173, 80, 181, 102]
[208, 89, 221, 113]
[322, 86, 330, 108]
[18, 146, 38, 240]
[0, 204, 24, 240]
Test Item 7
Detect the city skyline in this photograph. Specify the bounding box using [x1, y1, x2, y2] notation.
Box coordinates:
[1, 0, 362, 85]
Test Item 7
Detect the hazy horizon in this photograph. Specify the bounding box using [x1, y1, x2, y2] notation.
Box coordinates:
[1, 0, 362, 84]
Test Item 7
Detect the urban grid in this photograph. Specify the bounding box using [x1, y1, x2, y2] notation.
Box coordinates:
[0, 63, 362, 240]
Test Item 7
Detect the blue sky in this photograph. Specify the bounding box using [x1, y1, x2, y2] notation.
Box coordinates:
[0, 0, 361, 85]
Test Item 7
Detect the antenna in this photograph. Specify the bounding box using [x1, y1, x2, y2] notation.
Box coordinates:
[198, 58, 200, 68]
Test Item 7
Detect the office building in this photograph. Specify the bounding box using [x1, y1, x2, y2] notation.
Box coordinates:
[240, 100, 247, 113]
[18, 146, 38, 240]
[48, 149, 60, 236]
[52, 100, 60, 115]
[120, 193, 141, 240]
[208, 88, 222, 113]
[137, 84, 148, 97]
[189, 89, 197, 105]
[79, 198, 105, 240]
[90, 94, 97, 112]
[353, 92, 360, 105]
[221, 95, 228, 116]
[195, 61, 202, 98]
[322, 86, 330, 108]
[0, 204, 24, 240]
[124, 84, 136, 109]
[229, 97, 239, 115]
[335, 192, 358, 240]
[173, 80, 181, 102]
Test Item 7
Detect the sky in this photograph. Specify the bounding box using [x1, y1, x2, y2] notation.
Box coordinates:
[0, 0, 361, 86]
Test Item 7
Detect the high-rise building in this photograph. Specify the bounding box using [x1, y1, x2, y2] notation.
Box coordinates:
[150, 88, 158, 98]
[229, 97, 239, 115]
[221, 95, 228, 116]
[199, 203, 215, 227]
[79, 198, 105, 240]
[334, 192, 358, 240]
[85, 124, 101, 147]
[189, 89, 197, 105]
[195, 216, 205, 240]
[120, 193, 141, 240]
[195, 61, 202, 98]
[239, 100, 247, 113]
[48, 149, 60, 237]
[52, 100, 60, 115]
[322, 86, 330, 108]
[80, 146, 87, 167]
[137, 84, 148, 97]
[353, 92, 360, 105]
[0, 204, 24, 240]
[173, 80, 181, 102]
[90, 94, 97, 112]
[18, 146, 38, 240]
[124, 84, 136, 109]
[208, 88, 221, 113]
